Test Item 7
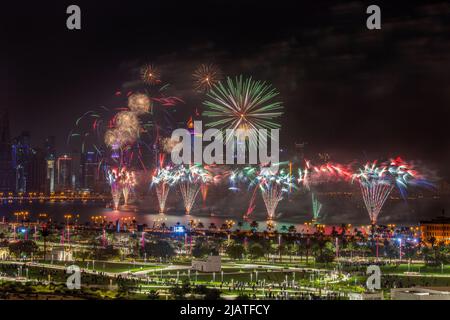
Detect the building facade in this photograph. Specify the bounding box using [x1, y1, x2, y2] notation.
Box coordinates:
[26, 148, 47, 192]
[12, 131, 32, 192]
[57, 154, 73, 191]
[191, 255, 221, 272]
[420, 215, 450, 245]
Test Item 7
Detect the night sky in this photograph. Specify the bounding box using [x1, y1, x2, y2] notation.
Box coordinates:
[3, 0, 450, 180]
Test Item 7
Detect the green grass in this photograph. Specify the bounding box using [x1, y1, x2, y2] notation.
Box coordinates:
[380, 263, 450, 275]
[36, 260, 162, 273]
[147, 269, 315, 283]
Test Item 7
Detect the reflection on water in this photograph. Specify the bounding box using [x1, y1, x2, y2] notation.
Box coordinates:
[0, 200, 287, 231]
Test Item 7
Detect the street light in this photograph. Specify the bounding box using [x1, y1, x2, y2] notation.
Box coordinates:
[38, 213, 48, 223]
[14, 211, 29, 223]
[64, 214, 73, 224]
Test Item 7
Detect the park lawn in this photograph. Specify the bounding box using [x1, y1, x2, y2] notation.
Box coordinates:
[148, 270, 314, 283]
[87, 262, 162, 273]
[36, 260, 162, 273]
[380, 263, 450, 275]
[352, 272, 450, 289]
[232, 260, 313, 268]
[383, 275, 450, 288]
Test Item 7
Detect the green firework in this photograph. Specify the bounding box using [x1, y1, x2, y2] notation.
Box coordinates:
[202, 75, 283, 131]
[312, 193, 322, 221]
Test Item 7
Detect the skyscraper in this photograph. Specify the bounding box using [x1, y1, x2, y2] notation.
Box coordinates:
[44, 136, 56, 194]
[0, 110, 15, 192]
[81, 151, 99, 191]
[71, 150, 82, 190]
[46, 158, 55, 194]
[57, 154, 73, 191]
[12, 131, 32, 192]
[27, 148, 47, 193]
[44, 136, 56, 159]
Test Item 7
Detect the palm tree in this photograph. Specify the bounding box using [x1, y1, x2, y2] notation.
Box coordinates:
[41, 227, 51, 261]
[427, 236, 437, 248]
[209, 223, 217, 231]
[346, 242, 356, 259]
[318, 237, 326, 257]
[299, 236, 311, 264]
[288, 225, 297, 235]
[306, 238, 312, 264]
[331, 227, 338, 238]
[250, 221, 259, 232]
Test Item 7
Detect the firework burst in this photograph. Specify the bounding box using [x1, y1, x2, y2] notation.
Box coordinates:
[104, 128, 136, 149]
[107, 169, 122, 210]
[298, 161, 352, 189]
[193, 63, 222, 92]
[229, 166, 258, 191]
[152, 167, 176, 214]
[200, 183, 209, 207]
[253, 166, 296, 220]
[352, 157, 423, 225]
[120, 169, 136, 205]
[140, 64, 161, 85]
[115, 111, 141, 136]
[202, 76, 283, 142]
[311, 193, 322, 223]
[173, 165, 212, 214]
[128, 93, 151, 114]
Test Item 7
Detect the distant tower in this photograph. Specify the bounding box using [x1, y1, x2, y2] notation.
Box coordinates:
[44, 136, 56, 194]
[27, 148, 47, 192]
[12, 131, 32, 192]
[46, 157, 55, 194]
[57, 154, 73, 192]
[81, 151, 98, 191]
[44, 136, 56, 159]
[0, 110, 15, 192]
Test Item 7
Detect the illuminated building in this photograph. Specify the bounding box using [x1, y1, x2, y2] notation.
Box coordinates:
[57, 154, 73, 191]
[0, 110, 15, 191]
[46, 159, 55, 193]
[81, 151, 99, 191]
[420, 214, 450, 245]
[192, 256, 221, 272]
[45, 136, 56, 194]
[26, 148, 47, 192]
[44, 136, 56, 158]
[71, 150, 82, 189]
[12, 131, 31, 192]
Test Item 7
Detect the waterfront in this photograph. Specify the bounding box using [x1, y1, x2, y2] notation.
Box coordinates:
[1, 194, 449, 230]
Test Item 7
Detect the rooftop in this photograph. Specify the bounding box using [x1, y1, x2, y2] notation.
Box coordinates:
[420, 216, 450, 225]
